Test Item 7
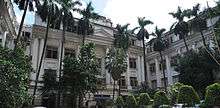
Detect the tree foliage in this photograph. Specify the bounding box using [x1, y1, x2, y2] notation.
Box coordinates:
[0, 46, 32, 108]
[138, 93, 151, 106]
[115, 96, 124, 107]
[175, 49, 218, 96]
[125, 95, 138, 108]
[153, 91, 170, 108]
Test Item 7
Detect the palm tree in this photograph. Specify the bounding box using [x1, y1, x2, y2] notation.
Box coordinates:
[31, 0, 61, 105]
[149, 26, 168, 92]
[114, 24, 130, 51]
[169, 7, 190, 51]
[136, 17, 153, 83]
[186, 4, 208, 47]
[13, 0, 35, 49]
[105, 48, 127, 99]
[55, 0, 81, 107]
[80, 2, 100, 44]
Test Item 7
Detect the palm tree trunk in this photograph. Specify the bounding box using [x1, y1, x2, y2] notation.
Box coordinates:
[159, 51, 167, 93]
[199, 28, 207, 47]
[113, 80, 116, 100]
[142, 37, 148, 83]
[57, 19, 66, 108]
[14, 0, 29, 50]
[118, 79, 121, 96]
[182, 34, 189, 52]
[32, 16, 51, 105]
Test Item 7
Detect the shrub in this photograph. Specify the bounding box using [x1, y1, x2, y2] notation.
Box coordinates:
[153, 91, 170, 108]
[125, 95, 137, 108]
[115, 96, 124, 107]
[169, 82, 184, 105]
[204, 83, 220, 107]
[139, 93, 151, 106]
[177, 85, 200, 107]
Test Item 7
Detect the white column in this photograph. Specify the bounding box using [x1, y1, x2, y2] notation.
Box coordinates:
[141, 56, 145, 82]
[30, 38, 39, 82]
[137, 56, 142, 84]
[105, 47, 111, 85]
[58, 40, 64, 79]
[127, 56, 132, 90]
[155, 58, 161, 88]
[2, 31, 8, 47]
[165, 55, 173, 86]
[146, 62, 151, 86]
[38, 39, 45, 81]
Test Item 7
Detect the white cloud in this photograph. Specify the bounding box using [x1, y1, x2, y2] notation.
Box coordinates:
[103, 0, 216, 33]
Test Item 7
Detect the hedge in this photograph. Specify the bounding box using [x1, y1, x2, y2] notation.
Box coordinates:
[115, 96, 124, 107]
[125, 95, 137, 108]
[204, 83, 220, 107]
[153, 91, 170, 108]
[138, 93, 151, 106]
[177, 85, 200, 107]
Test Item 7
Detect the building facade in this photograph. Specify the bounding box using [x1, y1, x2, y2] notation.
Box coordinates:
[28, 15, 146, 106]
[145, 17, 218, 89]
[0, 0, 17, 48]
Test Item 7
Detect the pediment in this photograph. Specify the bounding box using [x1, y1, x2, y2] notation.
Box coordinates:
[94, 27, 113, 38]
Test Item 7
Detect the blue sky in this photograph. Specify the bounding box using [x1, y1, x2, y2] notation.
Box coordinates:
[14, 0, 216, 32]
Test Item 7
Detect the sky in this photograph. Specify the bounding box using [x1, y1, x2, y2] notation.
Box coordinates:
[14, 0, 217, 33]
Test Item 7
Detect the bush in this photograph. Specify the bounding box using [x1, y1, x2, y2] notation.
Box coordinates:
[139, 93, 151, 106]
[115, 96, 124, 107]
[125, 95, 137, 108]
[177, 85, 200, 107]
[153, 91, 170, 108]
[203, 83, 220, 107]
[169, 82, 184, 105]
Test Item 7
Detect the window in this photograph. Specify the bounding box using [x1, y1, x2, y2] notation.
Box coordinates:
[119, 76, 126, 88]
[97, 58, 102, 68]
[46, 46, 58, 59]
[161, 78, 168, 87]
[150, 63, 156, 73]
[131, 39, 135, 46]
[151, 80, 157, 89]
[129, 58, 137, 69]
[159, 60, 166, 70]
[65, 49, 75, 57]
[44, 69, 57, 78]
[173, 75, 179, 83]
[130, 77, 138, 87]
[170, 56, 178, 67]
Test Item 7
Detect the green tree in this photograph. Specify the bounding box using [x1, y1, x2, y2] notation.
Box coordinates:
[0, 46, 32, 108]
[150, 26, 168, 92]
[105, 48, 127, 98]
[32, 0, 60, 104]
[136, 17, 153, 82]
[115, 96, 124, 108]
[125, 95, 137, 108]
[13, 0, 36, 49]
[114, 24, 130, 51]
[79, 2, 100, 44]
[169, 7, 190, 51]
[138, 93, 151, 107]
[177, 85, 200, 107]
[55, 0, 82, 107]
[175, 49, 217, 97]
[169, 82, 184, 105]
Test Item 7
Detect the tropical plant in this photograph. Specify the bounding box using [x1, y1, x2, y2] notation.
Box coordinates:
[150, 26, 168, 92]
[169, 7, 190, 51]
[115, 96, 124, 108]
[54, 0, 82, 107]
[13, 0, 36, 49]
[0, 46, 32, 108]
[138, 93, 151, 106]
[79, 2, 100, 44]
[136, 17, 153, 82]
[177, 85, 200, 107]
[114, 24, 131, 51]
[105, 48, 127, 98]
[125, 95, 137, 108]
[32, 0, 60, 104]
[203, 83, 220, 107]
[153, 91, 170, 108]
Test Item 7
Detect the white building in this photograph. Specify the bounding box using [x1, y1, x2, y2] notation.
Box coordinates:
[0, 0, 17, 48]
[29, 15, 146, 106]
